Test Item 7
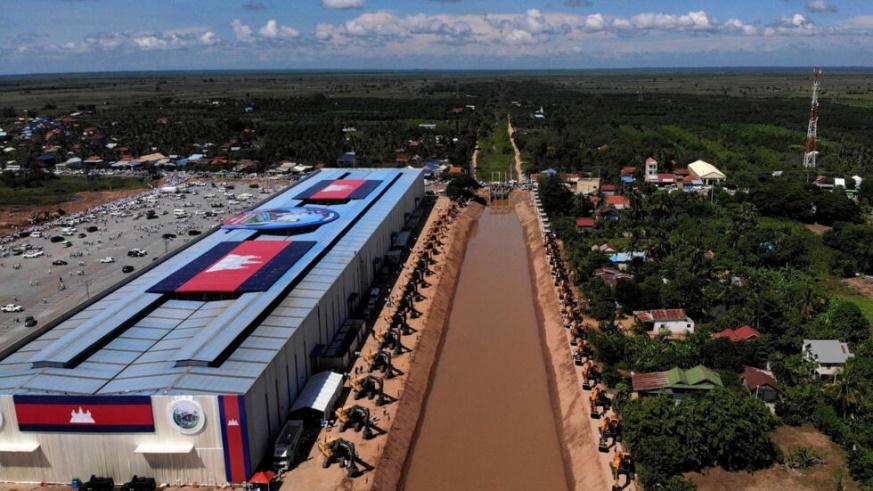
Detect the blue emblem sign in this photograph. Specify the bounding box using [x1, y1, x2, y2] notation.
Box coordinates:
[222, 207, 339, 230]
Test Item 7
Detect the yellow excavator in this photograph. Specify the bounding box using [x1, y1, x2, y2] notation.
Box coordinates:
[318, 437, 362, 477]
[582, 360, 601, 390]
[375, 328, 406, 355]
[610, 448, 635, 491]
[364, 350, 401, 378]
[573, 338, 592, 366]
[589, 386, 610, 419]
[350, 374, 388, 405]
[598, 416, 623, 452]
[335, 404, 376, 440]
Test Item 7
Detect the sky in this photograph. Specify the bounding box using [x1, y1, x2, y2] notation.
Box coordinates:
[1, 0, 872, 74]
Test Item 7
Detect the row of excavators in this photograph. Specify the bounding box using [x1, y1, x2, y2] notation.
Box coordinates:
[318, 202, 459, 478]
[544, 230, 635, 491]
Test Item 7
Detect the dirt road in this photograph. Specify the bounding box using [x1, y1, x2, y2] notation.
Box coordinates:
[402, 205, 569, 491]
[507, 117, 524, 182]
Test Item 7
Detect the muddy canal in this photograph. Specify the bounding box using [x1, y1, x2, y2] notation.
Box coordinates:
[402, 207, 569, 491]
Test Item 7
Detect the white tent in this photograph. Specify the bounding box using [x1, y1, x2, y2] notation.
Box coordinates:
[290, 371, 344, 417]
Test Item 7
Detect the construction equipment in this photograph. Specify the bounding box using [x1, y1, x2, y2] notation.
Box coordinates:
[318, 437, 363, 477]
[598, 416, 623, 453]
[610, 449, 635, 491]
[582, 361, 601, 390]
[364, 350, 401, 378]
[351, 375, 388, 405]
[375, 328, 406, 355]
[589, 386, 611, 419]
[573, 339, 592, 366]
[335, 405, 376, 439]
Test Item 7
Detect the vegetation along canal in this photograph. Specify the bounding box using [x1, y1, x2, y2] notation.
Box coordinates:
[402, 205, 569, 491]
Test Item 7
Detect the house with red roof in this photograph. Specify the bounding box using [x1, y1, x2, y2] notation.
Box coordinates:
[741, 366, 781, 403]
[712, 325, 761, 342]
[605, 195, 631, 210]
[633, 309, 695, 336]
[576, 217, 595, 230]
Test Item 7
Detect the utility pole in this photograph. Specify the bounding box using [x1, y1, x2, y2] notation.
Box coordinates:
[803, 68, 823, 182]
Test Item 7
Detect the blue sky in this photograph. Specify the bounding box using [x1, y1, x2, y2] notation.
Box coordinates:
[1, 0, 872, 74]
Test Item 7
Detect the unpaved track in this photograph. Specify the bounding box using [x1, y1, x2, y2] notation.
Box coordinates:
[515, 191, 616, 491]
[507, 117, 524, 182]
[402, 205, 569, 491]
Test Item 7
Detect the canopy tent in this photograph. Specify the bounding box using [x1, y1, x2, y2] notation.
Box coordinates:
[289, 371, 343, 417]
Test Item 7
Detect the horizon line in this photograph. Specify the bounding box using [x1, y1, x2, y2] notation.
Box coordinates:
[3, 65, 873, 78]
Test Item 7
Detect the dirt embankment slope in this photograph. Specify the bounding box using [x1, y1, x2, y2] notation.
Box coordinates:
[372, 201, 484, 490]
[514, 191, 614, 491]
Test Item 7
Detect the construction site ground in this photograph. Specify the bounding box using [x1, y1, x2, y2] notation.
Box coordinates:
[280, 197, 483, 491]
[686, 424, 860, 491]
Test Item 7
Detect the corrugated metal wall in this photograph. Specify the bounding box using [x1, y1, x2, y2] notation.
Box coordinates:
[0, 395, 226, 484]
[243, 171, 424, 470]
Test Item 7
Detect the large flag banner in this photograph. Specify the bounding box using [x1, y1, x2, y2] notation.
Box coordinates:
[294, 179, 381, 201]
[219, 394, 252, 483]
[148, 240, 315, 294]
[14, 395, 155, 432]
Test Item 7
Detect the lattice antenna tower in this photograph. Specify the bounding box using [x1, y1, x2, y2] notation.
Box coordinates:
[803, 68, 823, 171]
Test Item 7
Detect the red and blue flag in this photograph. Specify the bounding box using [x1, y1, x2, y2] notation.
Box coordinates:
[148, 240, 315, 294]
[294, 179, 381, 201]
[14, 395, 155, 432]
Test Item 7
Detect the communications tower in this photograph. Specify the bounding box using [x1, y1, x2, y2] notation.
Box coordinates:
[803, 68, 822, 172]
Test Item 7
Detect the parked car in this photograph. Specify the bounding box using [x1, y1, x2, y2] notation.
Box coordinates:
[99, 256, 115, 263]
[24, 316, 37, 327]
[52, 259, 68, 266]
[23, 251, 44, 258]
[127, 249, 148, 257]
[188, 230, 201, 236]
[122, 265, 135, 273]
[1, 304, 23, 313]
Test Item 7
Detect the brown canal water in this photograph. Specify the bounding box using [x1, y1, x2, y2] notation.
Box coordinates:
[402, 207, 569, 491]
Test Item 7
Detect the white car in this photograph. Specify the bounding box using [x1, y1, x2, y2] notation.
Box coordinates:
[1, 304, 23, 313]
[23, 251, 44, 258]
[99, 256, 115, 263]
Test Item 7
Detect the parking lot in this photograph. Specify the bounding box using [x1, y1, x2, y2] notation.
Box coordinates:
[0, 177, 290, 350]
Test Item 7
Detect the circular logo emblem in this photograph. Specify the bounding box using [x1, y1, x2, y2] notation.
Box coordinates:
[222, 207, 339, 230]
[168, 399, 205, 435]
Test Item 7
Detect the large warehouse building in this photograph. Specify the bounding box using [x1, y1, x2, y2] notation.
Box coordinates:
[0, 168, 424, 484]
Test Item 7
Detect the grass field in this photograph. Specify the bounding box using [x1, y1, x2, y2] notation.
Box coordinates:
[476, 115, 515, 181]
[0, 175, 150, 206]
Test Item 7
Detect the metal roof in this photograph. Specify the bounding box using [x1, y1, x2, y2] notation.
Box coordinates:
[0, 168, 423, 396]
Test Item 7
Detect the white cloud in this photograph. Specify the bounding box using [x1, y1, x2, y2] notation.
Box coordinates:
[232, 19, 254, 42]
[259, 19, 299, 40]
[321, 0, 364, 9]
[836, 16, 873, 30]
[807, 0, 837, 13]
